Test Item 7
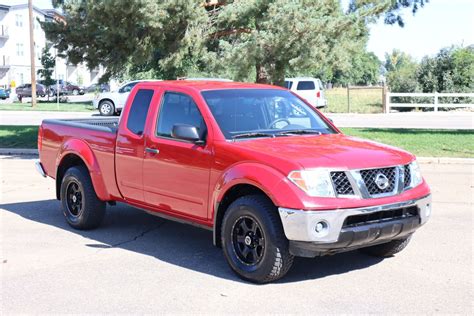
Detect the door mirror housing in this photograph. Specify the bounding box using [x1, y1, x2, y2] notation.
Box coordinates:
[171, 124, 204, 144]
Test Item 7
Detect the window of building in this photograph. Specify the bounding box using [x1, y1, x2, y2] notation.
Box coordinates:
[16, 43, 24, 56]
[15, 14, 23, 27]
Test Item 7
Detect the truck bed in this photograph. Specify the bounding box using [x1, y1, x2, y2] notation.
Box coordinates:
[42, 118, 120, 134]
[40, 117, 121, 199]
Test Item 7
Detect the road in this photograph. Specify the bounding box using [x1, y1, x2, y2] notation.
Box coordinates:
[0, 157, 472, 314]
[1, 110, 473, 129]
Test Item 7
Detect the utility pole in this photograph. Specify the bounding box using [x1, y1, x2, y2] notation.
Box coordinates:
[28, 0, 37, 107]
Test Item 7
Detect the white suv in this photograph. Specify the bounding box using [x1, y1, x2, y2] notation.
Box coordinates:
[93, 80, 158, 116]
[284, 77, 327, 108]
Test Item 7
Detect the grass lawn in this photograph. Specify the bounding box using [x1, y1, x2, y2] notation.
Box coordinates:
[324, 87, 384, 114]
[0, 125, 38, 148]
[0, 125, 472, 158]
[0, 102, 95, 112]
[342, 128, 474, 158]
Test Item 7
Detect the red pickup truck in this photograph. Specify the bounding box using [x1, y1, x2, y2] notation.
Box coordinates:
[36, 81, 431, 283]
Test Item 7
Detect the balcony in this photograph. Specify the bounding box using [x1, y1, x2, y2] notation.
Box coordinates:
[0, 55, 10, 69]
[0, 25, 8, 39]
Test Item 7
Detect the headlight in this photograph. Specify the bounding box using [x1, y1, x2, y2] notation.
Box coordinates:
[409, 160, 423, 188]
[288, 169, 335, 197]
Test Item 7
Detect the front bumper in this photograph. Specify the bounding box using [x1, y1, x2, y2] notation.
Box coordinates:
[278, 194, 431, 256]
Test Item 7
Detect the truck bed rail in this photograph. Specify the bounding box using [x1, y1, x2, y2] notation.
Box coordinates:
[42, 118, 119, 133]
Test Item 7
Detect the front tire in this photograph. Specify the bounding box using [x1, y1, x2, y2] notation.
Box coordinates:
[359, 235, 412, 257]
[60, 166, 106, 230]
[221, 195, 294, 283]
[99, 100, 115, 116]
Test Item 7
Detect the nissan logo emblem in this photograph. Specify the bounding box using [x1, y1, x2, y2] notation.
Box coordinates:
[374, 173, 390, 190]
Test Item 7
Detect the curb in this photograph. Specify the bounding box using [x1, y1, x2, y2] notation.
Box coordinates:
[0, 148, 38, 156]
[417, 157, 474, 164]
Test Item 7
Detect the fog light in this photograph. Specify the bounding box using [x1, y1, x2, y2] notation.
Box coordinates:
[425, 204, 431, 217]
[314, 221, 329, 237]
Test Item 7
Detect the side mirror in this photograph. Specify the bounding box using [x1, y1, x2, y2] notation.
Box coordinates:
[171, 124, 204, 144]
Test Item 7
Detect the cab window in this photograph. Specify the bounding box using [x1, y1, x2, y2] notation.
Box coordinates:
[156, 92, 206, 140]
[126, 89, 154, 135]
[296, 81, 315, 90]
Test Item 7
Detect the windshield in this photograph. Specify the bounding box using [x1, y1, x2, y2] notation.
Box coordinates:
[201, 89, 335, 139]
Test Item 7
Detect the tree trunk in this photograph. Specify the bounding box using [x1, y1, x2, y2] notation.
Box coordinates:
[255, 64, 269, 84]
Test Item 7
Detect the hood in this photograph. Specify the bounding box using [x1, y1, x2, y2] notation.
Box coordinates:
[231, 134, 414, 171]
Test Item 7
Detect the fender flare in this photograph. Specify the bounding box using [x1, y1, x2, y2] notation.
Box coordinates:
[211, 162, 303, 246]
[56, 138, 110, 201]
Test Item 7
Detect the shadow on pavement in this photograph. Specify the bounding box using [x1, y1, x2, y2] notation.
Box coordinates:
[1, 199, 384, 284]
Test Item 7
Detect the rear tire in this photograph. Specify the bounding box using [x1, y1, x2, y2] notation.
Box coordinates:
[60, 166, 106, 230]
[221, 195, 294, 283]
[99, 100, 114, 116]
[359, 236, 412, 257]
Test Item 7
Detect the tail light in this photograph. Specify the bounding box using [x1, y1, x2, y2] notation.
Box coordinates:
[316, 91, 321, 98]
[37, 126, 43, 151]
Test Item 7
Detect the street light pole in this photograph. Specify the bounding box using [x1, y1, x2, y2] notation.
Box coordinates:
[28, 0, 37, 107]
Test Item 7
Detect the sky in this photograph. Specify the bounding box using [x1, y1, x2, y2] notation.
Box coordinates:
[6, 0, 474, 62]
[367, 0, 474, 61]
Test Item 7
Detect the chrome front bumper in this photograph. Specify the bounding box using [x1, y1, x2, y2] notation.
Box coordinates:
[278, 194, 431, 243]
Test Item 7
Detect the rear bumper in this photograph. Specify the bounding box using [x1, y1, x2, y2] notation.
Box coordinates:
[34, 160, 47, 178]
[278, 194, 431, 256]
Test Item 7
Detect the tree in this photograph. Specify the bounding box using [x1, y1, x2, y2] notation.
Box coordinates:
[384, 49, 419, 92]
[332, 50, 381, 85]
[43, 0, 427, 84]
[42, 0, 209, 82]
[417, 46, 474, 93]
[37, 47, 55, 99]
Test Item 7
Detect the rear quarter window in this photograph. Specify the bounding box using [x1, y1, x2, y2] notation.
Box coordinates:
[296, 81, 315, 90]
[284, 81, 293, 89]
[127, 89, 154, 135]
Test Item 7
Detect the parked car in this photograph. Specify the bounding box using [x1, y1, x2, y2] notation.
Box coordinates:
[285, 77, 328, 108]
[0, 88, 9, 99]
[36, 80, 431, 283]
[45, 80, 85, 96]
[85, 83, 110, 93]
[15, 83, 47, 98]
[93, 80, 158, 116]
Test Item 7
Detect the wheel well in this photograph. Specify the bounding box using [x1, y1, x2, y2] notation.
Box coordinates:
[56, 154, 88, 200]
[213, 184, 274, 247]
[99, 98, 114, 106]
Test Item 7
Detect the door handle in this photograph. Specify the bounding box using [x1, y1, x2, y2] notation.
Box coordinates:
[145, 147, 160, 154]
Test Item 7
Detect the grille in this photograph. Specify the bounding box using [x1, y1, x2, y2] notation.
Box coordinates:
[342, 206, 418, 228]
[404, 164, 411, 188]
[360, 167, 396, 195]
[330, 171, 354, 195]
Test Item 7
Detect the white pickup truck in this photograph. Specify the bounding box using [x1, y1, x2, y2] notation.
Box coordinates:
[285, 77, 328, 108]
[93, 80, 156, 116]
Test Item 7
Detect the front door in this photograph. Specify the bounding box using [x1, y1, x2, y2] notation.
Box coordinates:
[115, 88, 155, 203]
[143, 91, 212, 219]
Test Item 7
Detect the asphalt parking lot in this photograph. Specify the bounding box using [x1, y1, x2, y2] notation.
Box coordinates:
[1, 156, 472, 314]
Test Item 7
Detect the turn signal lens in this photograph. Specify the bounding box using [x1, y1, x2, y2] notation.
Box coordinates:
[409, 160, 423, 188]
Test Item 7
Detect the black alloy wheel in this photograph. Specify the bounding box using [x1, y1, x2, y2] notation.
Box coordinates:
[66, 180, 83, 217]
[232, 216, 265, 265]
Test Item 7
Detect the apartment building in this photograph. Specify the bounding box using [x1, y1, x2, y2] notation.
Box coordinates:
[0, 3, 104, 89]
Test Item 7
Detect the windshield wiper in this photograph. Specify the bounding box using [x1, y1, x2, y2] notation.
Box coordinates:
[276, 129, 322, 136]
[232, 132, 274, 140]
